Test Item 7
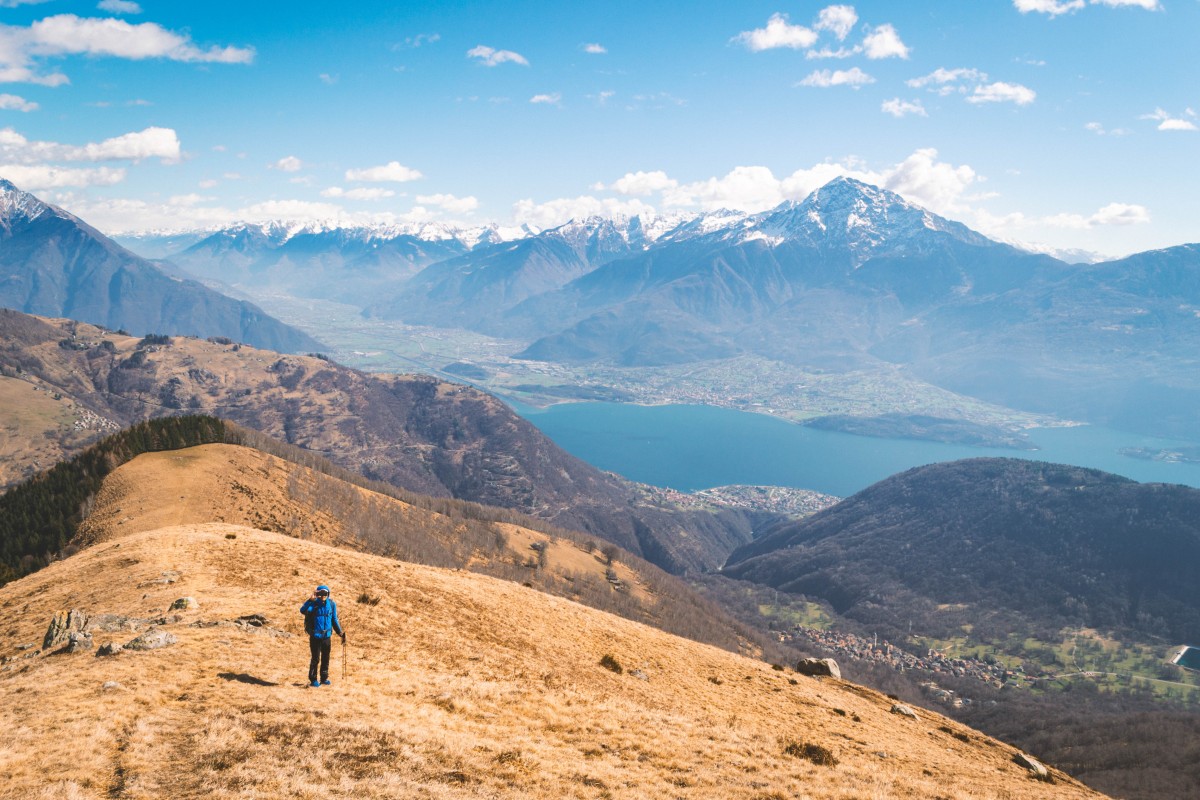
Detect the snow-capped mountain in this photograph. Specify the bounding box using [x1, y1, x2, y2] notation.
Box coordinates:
[0, 179, 320, 352]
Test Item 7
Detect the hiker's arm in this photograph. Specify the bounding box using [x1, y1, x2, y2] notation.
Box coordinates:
[332, 602, 344, 637]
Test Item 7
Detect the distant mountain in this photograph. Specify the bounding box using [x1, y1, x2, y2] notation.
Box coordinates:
[369, 215, 705, 334]
[0, 310, 764, 574]
[506, 178, 1058, 365]
[165, 220, 532, 306]
[0, 180, 319, 353]
[723, 458, 1200, 644]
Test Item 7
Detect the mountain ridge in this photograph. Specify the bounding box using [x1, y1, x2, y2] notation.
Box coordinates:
[0, 179, 321, 354]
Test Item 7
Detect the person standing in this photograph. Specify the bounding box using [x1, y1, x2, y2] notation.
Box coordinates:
[300, 584, 345, 687]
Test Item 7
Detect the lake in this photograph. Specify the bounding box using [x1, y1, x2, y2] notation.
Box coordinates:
[516, 402, 1200, 497]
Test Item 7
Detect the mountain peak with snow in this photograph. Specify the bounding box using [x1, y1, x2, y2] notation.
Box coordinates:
[0, 178, 51, 227]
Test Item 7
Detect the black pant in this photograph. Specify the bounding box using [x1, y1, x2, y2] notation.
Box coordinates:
[309, 636, 332, 682]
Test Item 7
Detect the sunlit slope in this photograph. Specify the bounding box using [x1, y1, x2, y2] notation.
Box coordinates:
[1, 522, 1105, 800]
[76, 443, 648, 605]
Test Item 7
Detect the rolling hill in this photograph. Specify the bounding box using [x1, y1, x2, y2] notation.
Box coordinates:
[0, 512, 1103, 799]
[723, 458, 1200, 645]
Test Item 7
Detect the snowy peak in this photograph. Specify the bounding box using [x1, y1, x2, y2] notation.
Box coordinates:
[0, 179, 50, 227]
[727, 177, 994, 263]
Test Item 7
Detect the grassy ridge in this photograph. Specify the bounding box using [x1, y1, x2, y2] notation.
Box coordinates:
[0, 415, 227, 582]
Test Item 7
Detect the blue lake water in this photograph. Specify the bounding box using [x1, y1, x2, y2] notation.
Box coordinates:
[515, 402, 1200, 497]
[1177, 647, 1200, 672]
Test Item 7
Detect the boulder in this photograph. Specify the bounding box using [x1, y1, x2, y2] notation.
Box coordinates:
[124, 629, 178, 651]
[890, 704, 920, 721]
[64, 631, 94, 653]
[43, 609, 88, 651]
[1013, 752, 1049, 778]
[169, 597, 199, 611]
[96, 642, 123, 657]
[795, 658, 841, 679]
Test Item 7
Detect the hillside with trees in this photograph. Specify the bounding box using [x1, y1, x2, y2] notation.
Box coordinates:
[724, 458, 1200, 645]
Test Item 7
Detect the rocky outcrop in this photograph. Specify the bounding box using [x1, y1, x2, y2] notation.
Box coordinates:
[1013, 752, 1049, 778]
[795, 657, 841, 679]
[43, 609, 88, 651]
[890, 704, 920, 721]
[123, 629, 178, 651]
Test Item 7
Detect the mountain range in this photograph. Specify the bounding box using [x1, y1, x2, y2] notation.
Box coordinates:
[119, 177, 1200, 439]
[0, 180, 319, 354]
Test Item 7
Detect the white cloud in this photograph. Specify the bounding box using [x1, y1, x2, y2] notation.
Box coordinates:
[966, 81, 1036, 105]
[0, 93, 36, 111]
[321, 186, 396, 200]
[797, 67, 874, 88]
[466, 45, 529, 67]
[657, 149, 980, 216]
[734, 13, 818, 52]
[0, 163, 124, 188]
[345, 161, 423, 182]
[1085, 121, 1130, 136]
[814, 5, 859, 40]
[582, 43, 606, 54]
[907, 67, 987, 91]
[27, 14, 254, 62]
[1043, 202, 1150, 228]
[530, 92, 562, 105]
[608, 170, 679, 196]
[512, 194, 656, 228]
[415, 193, 478, 214]
[806, 46, 861, 60]
[1141, 108, 1198, 131]
[666, 165, 785, 213]
[862, 24, 909, 59]
[0, 125, 180, 163]
[1014, 0, 1158, 13]
[881, 98, 927, 117]
[1013, 0, 1085, 14]
[198, 178, 217, 189]
[318, 73, 337, 85]
[394, 33, 440, 50]
[273, 155, 302, 172]
[97, 0, 142, 13]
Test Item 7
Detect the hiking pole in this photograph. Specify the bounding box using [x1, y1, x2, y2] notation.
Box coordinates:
[342, 635, 348, 681]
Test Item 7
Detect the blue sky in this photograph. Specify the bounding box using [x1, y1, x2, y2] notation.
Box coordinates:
[0, 0, 1195, 256]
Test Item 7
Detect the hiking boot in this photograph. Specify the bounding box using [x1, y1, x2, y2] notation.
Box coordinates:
[310, 680, 320, 688]
[321, 679, 332, 686]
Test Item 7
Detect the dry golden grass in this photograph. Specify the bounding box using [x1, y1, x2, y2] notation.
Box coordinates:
[0, 516, 1107, 799]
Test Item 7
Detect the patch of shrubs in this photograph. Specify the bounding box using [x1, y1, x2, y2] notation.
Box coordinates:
[783, 741, 838, 767]
[599, 654, 623, 674]
[357, 592, 381, 606]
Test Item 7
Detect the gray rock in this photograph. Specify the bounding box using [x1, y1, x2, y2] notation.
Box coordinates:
[86, 614, 145, 633]
[795, 658, 841, 679]
[169, 597, 199, 611]
[43, 609, 88, 650]
[124, 629, 178, 651]
[65, 631, 94, 653]
[630, 669, 650, 681]
[890, 703, 920, 720]
[96, 642, 123, 657]
[1013, 752, 1049, 778]
[101, 681, 125, 691]
[15, 643, 35, 651]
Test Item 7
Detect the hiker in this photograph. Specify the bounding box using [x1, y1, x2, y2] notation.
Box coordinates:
[300, 584, 345, 687]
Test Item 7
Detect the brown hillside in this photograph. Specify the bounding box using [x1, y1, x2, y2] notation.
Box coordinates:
[70, 444, 759, 657]
[0, 522, 1106, 800]
[0, 309, 759, 575]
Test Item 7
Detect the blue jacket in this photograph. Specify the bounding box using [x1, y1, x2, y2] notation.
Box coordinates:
[300, 597, 343, 639]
